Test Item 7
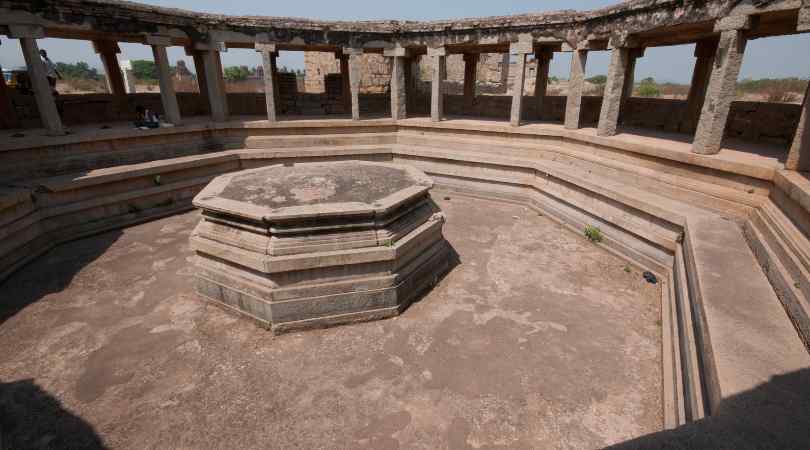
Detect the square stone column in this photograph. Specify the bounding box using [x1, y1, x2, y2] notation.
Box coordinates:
[534, 48, 553, 120]
[619, 48, 643, 122]
[462, 53, 479, 108]
[186, 48, 210, 115]
[429, 47, 446, 122]
[692, 18, 749, 155]
[198, 44, 229, 122]
[93, 40, 126, 97]
[338, 53, 351, 114]
[385, 47, 408, 121]
[343, 48, 363, 121]
[680, 39, 718, 134]
[10, 26, 63, 135]
[787, 81, 810, 172]
[147, 36, 181, 125]
[509, 41, 533, 127]
[564, 47, 588, 130]
[256, 43, 279, 122]
[597, 46, 631, 137]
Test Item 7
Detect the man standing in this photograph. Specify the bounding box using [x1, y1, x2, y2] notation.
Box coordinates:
[39, 49, 61, 93]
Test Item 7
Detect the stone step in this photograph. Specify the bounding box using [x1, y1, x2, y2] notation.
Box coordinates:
[396, 131, 764, 216]
[683, 213, 810, 415]
[744, 201, 810, 350]
[243, 132, 396, 149]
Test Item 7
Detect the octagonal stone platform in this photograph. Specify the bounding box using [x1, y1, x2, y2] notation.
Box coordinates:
[189, 160, 450, 333]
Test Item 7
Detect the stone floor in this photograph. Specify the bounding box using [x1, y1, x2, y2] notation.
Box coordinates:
[0, 195, 663, 449]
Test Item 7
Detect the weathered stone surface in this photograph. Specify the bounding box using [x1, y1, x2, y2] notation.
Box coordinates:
[190, 160, 449, 332]
[597, 47, 629, 136]
[564, 49, 587, 130]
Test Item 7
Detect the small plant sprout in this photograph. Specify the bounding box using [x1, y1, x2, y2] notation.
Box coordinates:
[584, 225, 603, 243]
[382, 239, 395, 247]
[624, 265, 632, 273]
[154, 175, 162, 186]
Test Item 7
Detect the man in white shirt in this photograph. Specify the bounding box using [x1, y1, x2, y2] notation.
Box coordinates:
[39, 49, 61, 91]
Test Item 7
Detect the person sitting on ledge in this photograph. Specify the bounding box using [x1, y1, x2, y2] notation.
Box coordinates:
[134, 105, 160, 129]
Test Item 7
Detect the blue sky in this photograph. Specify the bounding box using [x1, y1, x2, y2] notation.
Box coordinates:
[1, 0, 808, 83]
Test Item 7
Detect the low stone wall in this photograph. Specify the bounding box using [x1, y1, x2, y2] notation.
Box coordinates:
[7, 90, 802, 145]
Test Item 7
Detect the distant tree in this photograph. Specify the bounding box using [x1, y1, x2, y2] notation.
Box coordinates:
[548, 76, 559, 84]
[223, 66, 250, 82]
[637, 77, 660, 97]
[131, 60, 157, 80]
[55, 61, 103, 80]
[586, 75, 607, 85]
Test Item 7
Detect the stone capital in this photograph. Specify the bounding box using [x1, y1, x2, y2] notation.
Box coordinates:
[92, 40, 121, 55]
[509, 40, 534, 55]
[192, 41, 227, 52]
[383, 46, 409, 57]
[342, 47, 364, 56]
[427, 46, 447, 57]
[7, 24, 45, 39]
[607, 33, 640, 50]
[798, 7, 810, 32]
[714, 15, 751, 32]
[144, 35, 173, 47]
[255, 42, 277, 53]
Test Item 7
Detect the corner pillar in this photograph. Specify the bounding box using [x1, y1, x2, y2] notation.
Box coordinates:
[93, 40, 126, 97]
[787, 81, 810, 172]
[147, 36, 181, 125]
[681, 39, 718, 134]
[256, 43, 279, 122]
[533, 48, 553, 120]
[692, 18, 749, 155]
[462, 53, 479, 108]
[429, 47, 446, 122]
[10, 26, 63, 134]
[564, 46, 588, 130]
[385, 47, 408, 121]
[597, 42, 633, 137]
[343, 48, 363, 121]
[509, 41, 533, 127]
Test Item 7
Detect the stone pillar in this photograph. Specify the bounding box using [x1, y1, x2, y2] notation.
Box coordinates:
[692, 18, 749, 155]
[385, 47, 408, 121]
[681, 39, 718, 134]
[187, 48, 210, 114]
[510, 41, 533, 127]
[10, 25, 63, 134]
[93, 40, 126, 97]
[619, 48, 643, 122]
[343, 48, 363, 121]
[534, 48, 553, 120]
[147, 36, 181, 125]
[256, 43, 279, 122]
[462, 53, 479, 108]
[199, 45, 229, 122]
[429, 47, 446, 122]
[338, 53, 351, 114]
[564, 47, 588, 130]
[120, 60, 137, 94]
[787, 81, 810, 172]
[597, 46, 631, 137]
[0, 61, 20, 129]
[405, 56, 417, 113]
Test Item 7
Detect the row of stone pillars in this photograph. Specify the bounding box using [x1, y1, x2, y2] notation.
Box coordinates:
[0, 26, 232, 134]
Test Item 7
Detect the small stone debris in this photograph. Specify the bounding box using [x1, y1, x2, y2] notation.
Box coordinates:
[512, 215, 520, 219]
[642, 271, 658, 284]
[443, 196, 451, 201]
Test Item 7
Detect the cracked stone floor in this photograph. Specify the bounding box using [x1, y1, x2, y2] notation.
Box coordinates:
[0, 195, 662, 449]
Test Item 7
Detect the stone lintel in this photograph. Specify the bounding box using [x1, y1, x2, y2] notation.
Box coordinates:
[714, 15, 751, 32]
[427, 46, 447, 57]
[144, 35, 173, 47]
[608, 33, 641, 50]
[798, 7, 810, 32]
[92, 40, 121, 55]
[342, 47, 364, 56]
[7, 24, 44, 39]
[255, 42, 277, 53]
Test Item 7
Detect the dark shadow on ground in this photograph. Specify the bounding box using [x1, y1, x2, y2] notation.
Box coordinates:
[0, 379, 107, 450]
[606, 368, 810, 449]
[0, 229, 122, 326]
